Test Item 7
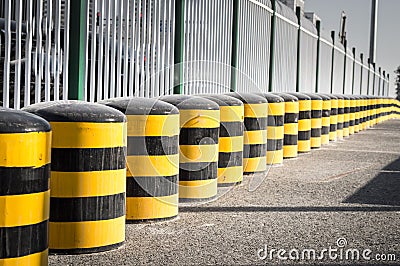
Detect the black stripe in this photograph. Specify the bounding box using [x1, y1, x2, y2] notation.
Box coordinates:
[51, 147, 126, 172]
[180, 128, 219, 145]
[127, 136, 178, 156]
[321, 126, 330, 135]
[311, 110, 322, 118]
[244, 117, 268, 131]
[218, 151, 243, 168]
[344, 107, 350, 114]
[311, 128, 321, 138]
[0, 165, 50, 195]
[50, 242, 123, 255]
[343, 122, 349, 128]
[298, 131, 311, 141]
[284, 135, 298, 145]
[337, 123, 344, 130]
[0, 220, 48, 259]
[126, 175, 178, 197]
[299, 111, 311, 120]
[338, 108, 344, 114]
[50, 193, 125, 222]
[179, 162, 217, 181]
[330, 109, 338, 115]
[284, 113, 298, 123]
[220, 121, 243, 137]
[330, 124, 337, 132]
[322, 110, 330, 117]
[243, 144, 267, 158]
[350, 107, 356, 113]
[267, 139, 283, 151]
[267, 116, 284, 127]
[355, 119, 360, 125]
[349, 120, 355, 126]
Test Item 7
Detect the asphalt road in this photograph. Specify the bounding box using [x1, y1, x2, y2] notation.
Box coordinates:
[50, 120, 400, 265]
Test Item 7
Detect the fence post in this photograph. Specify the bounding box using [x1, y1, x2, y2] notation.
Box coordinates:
[342, 40, 347, 94]
[315, 20, 321, 93]
[68, 0, 86, 100]
[387, 74, 390, 97]
[351, 47, 356, 95]
[330, 31, 335, 94]
[382, 70, 386, 96]
[295, 6, 301, 93]
[268, 0, 277, 92]
[230, 0, 240, 92]
[367, 58, 370, 95]
[360, 53, 364, 95]
[378, 67, 382, 96]
[372, 63, 376, 95]
[174, 0, 185, 94]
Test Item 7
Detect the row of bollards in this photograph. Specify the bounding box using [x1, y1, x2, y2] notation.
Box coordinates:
[0, 94, 399, 264]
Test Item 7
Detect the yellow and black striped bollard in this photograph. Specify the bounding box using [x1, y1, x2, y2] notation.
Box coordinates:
[288, 93, 311, 153]
[348, 96, 356, 135]
[256, 93, 284, 165]
[160, 95, 220, 202]
[327, 95, 338, 141]
[226, 93, 268, 174]
[361, 96, 368, 130]
[342, 95, 350, 138]
[304, 93, 323, 149]
[318, 94, 331, 145]
[334, 95, 345, 140]
[100, 98, 179, 221]
[199, 95, 244, 186]
[353, 96, 360, 133]
[0, 108, 51, 265]
[371, 97, 377, 126]
[273, 93, 299, 159]
[23, 102, 127, 254]
[366, 96, 373, 128]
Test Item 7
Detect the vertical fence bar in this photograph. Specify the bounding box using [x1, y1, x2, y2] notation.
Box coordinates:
[230, 0, 239, 92]
[24, 0, 33, 106]
[3, 0, 11, 107]
[44, 0, 52, 101]
[116, 0, 123, 97]
[63, 0, 70, 99]
[315, 20, 321, 93]
[295, 7, 301, 93]
[351, 47, 356, 95]
[359, 53, 363, 95]
[14, 0, 22, 109]
[53, 0, 61, 101]
[174, 0, 184, 94]
[330, 31, 335, 94]
[97, 0, 104, 101]
[89, 0, 97, 102]
[122, 0, 129, 97]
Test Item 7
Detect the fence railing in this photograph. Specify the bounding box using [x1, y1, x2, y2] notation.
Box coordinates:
[0, 0, 391, 109]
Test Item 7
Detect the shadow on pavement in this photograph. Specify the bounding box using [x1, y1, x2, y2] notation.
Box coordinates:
[344, 157, 400, 206]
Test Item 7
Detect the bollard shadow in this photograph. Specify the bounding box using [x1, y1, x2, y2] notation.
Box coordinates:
[343, 157, 400, 206]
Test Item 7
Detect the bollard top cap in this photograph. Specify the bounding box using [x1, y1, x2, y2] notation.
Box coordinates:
[254, 93, 284, 103]
[225, 92, 268, 104]
[22, 101, 126, 123]
[302, 93, 323, 101]
[197, 94, 243, 107]
[159, 95, 220, 110]
[272, 93, 299, 102]
[0, 107, 51, 133]
[286, 92, 312, 101]
[99, 97, 179, 115]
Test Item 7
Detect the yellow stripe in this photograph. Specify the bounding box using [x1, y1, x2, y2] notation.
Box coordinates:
[299, 100, 311, 111]
[126, 194, 178, 220]
[337, 99, 344, 108]
[267, 126, 284, 140]
[322, 117, 330, 127]
[127, 114, 179, 136]
[49, 216, 125, 250]
[311, 100, 323, 110]
[179, 179, 217, 199]
[330, 99, 338, 108]
[311, 118, 322, 129]
[219, 136, 243, 152]
[323, 100, 331, 110]
[310, 137, 321, 148]
[321, 134, 330, 145]
[243, 157, 266, 173]
[268, 102, 285, 116]
[217, 166, 243, 184]
[330, 114, 338, 124]
[285, 102, 299, 113]
[220, 106, 244, 122]
[298, 140, 310, 153]
[329, 131, 337, 141]
[267, 150, 283, 165]
[349, 126, 355, 135]
[337, 114, 344, 123]
[298, 120, 311, 131]
[283, 145, 298, 158]
[284, 123, 298, 134]
[344, 100, 350, 108]
[180, 110, 220, 128]
[0, 132, 51, 167]
[0, 249, 48, 266]
[337, 129, 344, 139]
[50, 169, 126, 198]
[179, 145, 218, 163]
[244, 103, 268, 118]
[0, 191, 49, 227]
[344, 113, 350, 122]
[51, 122, 126, 148]
[127, 154, 179, 177]
[244, 130, 267, 145]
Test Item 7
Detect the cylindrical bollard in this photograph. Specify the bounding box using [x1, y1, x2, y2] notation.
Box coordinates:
[23, 101, 127, 254]
[99, 98, 179, 221]
[348, 96, 356, 135]
[273, 93, 299, 159]
[304, 93, 323, 149]
[353, 96, 361, 133]
[372, 97, 378, 126]
[159, 95, 219, 202]
[366, 96, 373, 128]
[334, 95, 344, 140]
[326, 95, 338, 141]
[226, 93, 268, 174]
[199, 95, 244, 186]
[361, 96, 368, 130]
[288, 93, 311, 153]
[318, 94, 331, 145]
[0, 108, 51, 265]
[256, 93, 284, 165]
[342, 95, 350, 138]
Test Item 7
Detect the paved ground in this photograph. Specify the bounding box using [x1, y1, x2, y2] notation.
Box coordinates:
[50, 120, 400, 265]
